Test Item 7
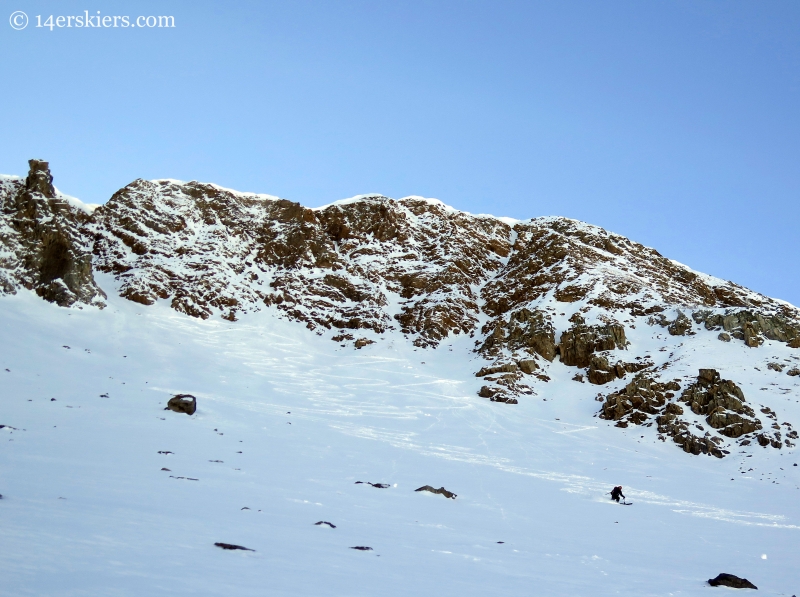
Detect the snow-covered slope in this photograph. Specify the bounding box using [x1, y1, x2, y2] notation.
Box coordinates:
[1, 160, 800, 594]
[1, 281, 799, 596]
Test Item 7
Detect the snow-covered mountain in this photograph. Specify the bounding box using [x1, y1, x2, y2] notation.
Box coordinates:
[2, 160, 799, 595]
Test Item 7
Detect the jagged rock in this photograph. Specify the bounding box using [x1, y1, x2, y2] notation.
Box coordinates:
[767, 362, 783, 372]
[587, 355, 617, 385]
[354, 338, 374, 349]
[668, 311, 692, 336]
[558, 321, 627, 368]
[5, 161, 800, 412]
[481, 309, 556, 361]
[707, 573, 757, 589]
[599, 375, 668, 422]
[599, 374, 733, 458]
[476, 363, 517, 377]
[680, 370, 762, 439]
[586, 354, 650, 385]
[478, 385, 501, 398]
[165, 394, 197, 415]
[695, 309, 800, 348]
[0, 160, 105, 307]
[415, 485, 457, 499]
[477, 384, 518, 404]
[718, 332, 731, 342]
[788, 368, 800, 376]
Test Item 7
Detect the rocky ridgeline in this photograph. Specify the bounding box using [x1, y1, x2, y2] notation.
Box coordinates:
[598, 368, 795, 458]
[1, 160, 800, 421]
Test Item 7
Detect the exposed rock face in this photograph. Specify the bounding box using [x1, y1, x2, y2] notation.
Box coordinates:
[679, 370, 761, 439]
[0, 161, 104, 306]
[558, 318, 627, 368]
[586, 355, 649, 385]
[599, 369, 797, 458]
[480, 308, 557, 361]
[599, 375, 678, 427]
[90, 182, 511, 342]
[667, 311, 693, 336]
[599, 368, 793, 458]
[694, 309, 800, 348]
[3, 161, 800, 423]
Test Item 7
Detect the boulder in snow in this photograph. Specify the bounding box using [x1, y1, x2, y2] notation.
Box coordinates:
[707, 573, 757, 589]
[165, 394, 196, 415]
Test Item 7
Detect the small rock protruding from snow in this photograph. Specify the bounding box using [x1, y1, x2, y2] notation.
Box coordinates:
[165, 394, 196, 415]
[415, 485, 457, 499]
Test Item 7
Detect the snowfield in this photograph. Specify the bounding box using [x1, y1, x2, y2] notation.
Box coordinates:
[1, 275, 799, 596]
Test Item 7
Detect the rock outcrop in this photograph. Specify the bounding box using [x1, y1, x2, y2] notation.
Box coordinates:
[679, 370, 761, 439]
[693, 309, 800, 348]
[586, 355, 650, 385]
[0, 161, 104, 306]
[2, 160, 800, 424]
[599, 368, 793, 458]
[558, 318, 627, 368]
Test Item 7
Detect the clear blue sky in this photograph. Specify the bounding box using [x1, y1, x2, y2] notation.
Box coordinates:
[2, 1, 799, 305]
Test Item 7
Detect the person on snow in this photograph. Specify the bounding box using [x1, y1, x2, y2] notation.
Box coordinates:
[610, 486, 625, 503]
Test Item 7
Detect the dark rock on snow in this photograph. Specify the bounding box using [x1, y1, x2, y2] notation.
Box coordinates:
[350, 546, 373, 551]
[314, 521, 336, 528]
[707, 573, 757, 589]
[165, 394, 197, 415]
[415, 485, 457, 499]
[214, 542, 255, 551]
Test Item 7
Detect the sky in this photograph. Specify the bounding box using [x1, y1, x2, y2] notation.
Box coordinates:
[1, 0, 799, 305]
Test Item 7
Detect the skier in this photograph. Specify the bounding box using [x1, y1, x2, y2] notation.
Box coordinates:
[610, 486, 625, 503]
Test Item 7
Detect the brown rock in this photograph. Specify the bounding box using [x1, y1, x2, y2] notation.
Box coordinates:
[415, 485, 457, 499]
[558, 321, 627, 368]
[166, 394, 197, 415]
[587, 355, 617, 385]
[476, 363, 518, 377]
[668, 311, 692, 336]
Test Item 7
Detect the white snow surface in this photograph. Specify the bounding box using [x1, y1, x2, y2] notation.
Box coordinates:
[1, 278, 799, 596]
[54, 188, 101, 215]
